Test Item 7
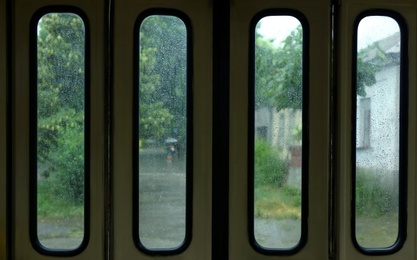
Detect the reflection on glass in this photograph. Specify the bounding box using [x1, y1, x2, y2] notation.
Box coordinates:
[254, 16, 303, 249]
[355, 16, 401, 248]
[36, 13, 85, 250]
[138, 15, 187, 250]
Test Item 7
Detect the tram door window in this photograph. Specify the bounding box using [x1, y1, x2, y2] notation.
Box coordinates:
[336, 2, 415, 259]
[135, 13, 191, 253]
[13, 1, 107, 259]
[229, 1, 330, 258]
[113, 1, 212, 259]
[353, 14, 407, 253]
[32, 12, 88, 253]
[251, 14, 307, 252]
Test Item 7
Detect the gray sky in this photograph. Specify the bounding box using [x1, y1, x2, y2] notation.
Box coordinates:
[258, 15, 400, 50]
[357, 16, 400, 49]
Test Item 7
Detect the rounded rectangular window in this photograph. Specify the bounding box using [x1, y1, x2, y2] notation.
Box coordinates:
[134, 10, 192, 254]
[30, 8, 89, 256]
[249, 11, 308, 254]
[353, 11, 407, 254]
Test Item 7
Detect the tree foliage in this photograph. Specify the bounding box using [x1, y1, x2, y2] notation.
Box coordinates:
[138, 32, 173, 140]
[255, 25, 303, 111]
[356, 43, 387, 97]
[37, 14, 85, 163]
[255, 24, 378, 111]
[37, 13, 86, 204]
[139, 15, 187, 143]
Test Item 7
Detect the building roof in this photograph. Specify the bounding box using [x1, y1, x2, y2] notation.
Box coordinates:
[361, 31, 400, 64]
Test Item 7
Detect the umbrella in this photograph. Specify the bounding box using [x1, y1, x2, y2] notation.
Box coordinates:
[165, 137, 178, 144]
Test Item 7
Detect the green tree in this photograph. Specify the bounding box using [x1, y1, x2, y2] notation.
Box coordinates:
[138, 30, 173, 140]
[255, 25, 303, 111]
[255, 24, 378, 111]
[356, 43, 387, 97]
[37, 13, 86, 203]
[37, 14, 85, 164]
[139, 15, 187, 144]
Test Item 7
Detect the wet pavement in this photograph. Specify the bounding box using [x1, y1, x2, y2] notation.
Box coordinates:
[139, 172, 186, 249]
[38, 218, 84, 250]
[254, 218, 301, 248]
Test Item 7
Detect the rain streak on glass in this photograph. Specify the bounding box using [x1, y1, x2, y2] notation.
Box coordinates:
[355, 16, 401, 248]
[36, 13, 86, 250]
[254, 16, 303, 249]
[138, 15, 188, 250]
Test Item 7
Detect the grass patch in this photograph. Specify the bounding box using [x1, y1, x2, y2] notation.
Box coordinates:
[356, 212, 398, 248]
[356, 167, 398, 217]
[38, 180, 84, 219]
[355, 168, 399, 248]
[255, 185, 301, 220]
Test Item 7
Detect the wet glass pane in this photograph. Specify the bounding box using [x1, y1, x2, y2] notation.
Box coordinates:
[36, 13, 85, 250]
[253, 16, 303, 249]
[355, 16, 401, 248]
[138, 15, 187, 250]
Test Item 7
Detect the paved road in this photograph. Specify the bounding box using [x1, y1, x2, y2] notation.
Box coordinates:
[38, 218, 84, 250]
[254, 218, 301, 248]
[139, 172, 186, 249]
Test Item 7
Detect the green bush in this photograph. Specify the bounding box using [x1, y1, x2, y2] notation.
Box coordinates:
[356, 168, 398, 217]
[46, 125, 85, 205]
[282, 186, 302, 207]
[254, 139, 287, 187]
[38, 179, 84, 218]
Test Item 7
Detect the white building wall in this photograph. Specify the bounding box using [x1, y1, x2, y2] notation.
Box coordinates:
[356, 64, 400, 172]
[254, 106, 272, 140]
